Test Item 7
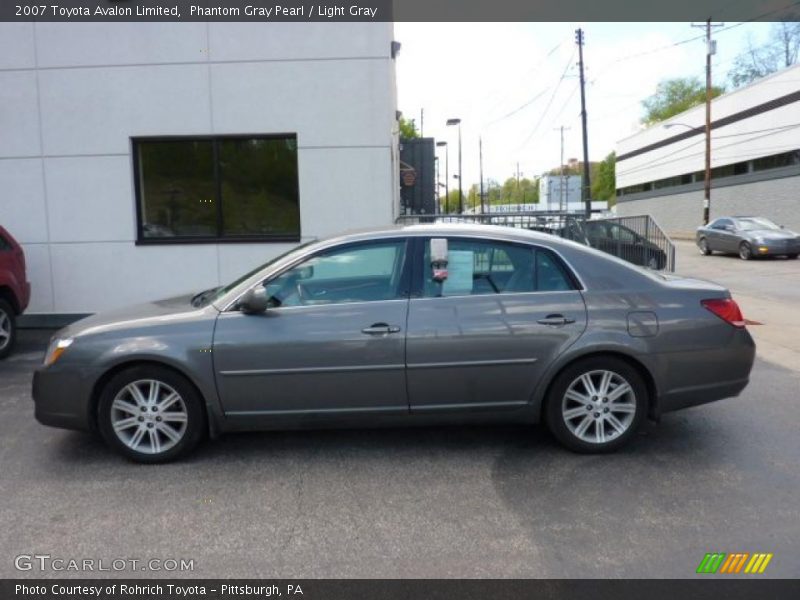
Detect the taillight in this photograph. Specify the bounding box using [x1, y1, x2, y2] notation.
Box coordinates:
[701, 298, 745, 328]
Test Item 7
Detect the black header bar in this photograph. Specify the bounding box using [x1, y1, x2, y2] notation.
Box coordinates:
[2, 0, 800, 22]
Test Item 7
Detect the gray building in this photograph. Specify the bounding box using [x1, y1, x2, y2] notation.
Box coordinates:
[615, 63, 800, 236]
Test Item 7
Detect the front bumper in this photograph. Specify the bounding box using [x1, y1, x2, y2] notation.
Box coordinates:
[32, 366, 95, 432]
[751, 240, 800, 256]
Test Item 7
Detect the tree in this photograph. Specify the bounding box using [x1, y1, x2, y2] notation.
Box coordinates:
[641, 77, 724, 126]
[438, 189, 463, 213]
[729, 22, 800, 87]
[591, 152, 616, 205]
[399, 117, 419, 139]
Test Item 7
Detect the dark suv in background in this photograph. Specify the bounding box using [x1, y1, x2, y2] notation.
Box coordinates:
[0, 226, 30, 359]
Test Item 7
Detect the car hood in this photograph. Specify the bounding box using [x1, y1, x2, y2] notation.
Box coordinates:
[743, 229, 798, 240]
[59, 293, 217, 338]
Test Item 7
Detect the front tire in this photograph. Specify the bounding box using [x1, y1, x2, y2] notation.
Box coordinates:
[545, 357, 647, 453]
[698, 237, 711, 256]
[739, 242, 752, 260]
[0, 298, 17, 360]
[97, 365, 206, 463]
[787, 254, 798, 260]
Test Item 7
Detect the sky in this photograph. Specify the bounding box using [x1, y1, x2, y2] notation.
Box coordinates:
[395, 21, 776, 191]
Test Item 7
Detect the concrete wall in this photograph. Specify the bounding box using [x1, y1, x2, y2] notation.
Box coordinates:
[616, 173, 800, 237]
[0, 22, 398, 316]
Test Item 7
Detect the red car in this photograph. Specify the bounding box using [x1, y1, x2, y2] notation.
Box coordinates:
[0, 226, 30, 359]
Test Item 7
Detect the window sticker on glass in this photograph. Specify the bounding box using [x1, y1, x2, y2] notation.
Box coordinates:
[443, 250, 474, 295]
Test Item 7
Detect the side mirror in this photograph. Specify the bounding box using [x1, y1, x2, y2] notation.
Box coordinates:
[238, 287, 269, 315]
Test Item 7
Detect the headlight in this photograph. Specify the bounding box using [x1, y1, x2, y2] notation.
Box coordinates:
[43, 337, 73, 366]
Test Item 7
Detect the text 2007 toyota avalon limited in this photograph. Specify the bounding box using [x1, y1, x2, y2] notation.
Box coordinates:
[33, 224, 755, 462]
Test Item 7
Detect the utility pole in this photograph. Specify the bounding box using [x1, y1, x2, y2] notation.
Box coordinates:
[692, 19, 723, 225]
[514, 162, 523, 209]
[555, 125, 571, 212]
[479, 137, 485, 214]
[575, 28, 591, 218]
[436, 141, 449, 213]
[420, 108, 424, 137]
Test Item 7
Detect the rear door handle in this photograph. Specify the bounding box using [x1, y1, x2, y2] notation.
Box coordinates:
[537, 314, 575, 326]
[361, 323, 401, 335]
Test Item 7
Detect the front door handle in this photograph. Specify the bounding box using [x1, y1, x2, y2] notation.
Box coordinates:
[361, 323, 402, 335]
[537, 314, 575, 326]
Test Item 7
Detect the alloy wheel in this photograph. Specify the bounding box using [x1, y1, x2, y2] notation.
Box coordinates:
[561, 370, 637, 444]
[0, 308, 10, 351]
[110, 379, 188, 454]
[739, 242, 751, 260]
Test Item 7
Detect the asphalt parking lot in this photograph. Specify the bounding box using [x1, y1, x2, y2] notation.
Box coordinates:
[1, 243, 799, 579]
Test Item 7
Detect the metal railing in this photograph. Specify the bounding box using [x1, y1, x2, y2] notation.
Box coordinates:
[395, 211, 676, 272]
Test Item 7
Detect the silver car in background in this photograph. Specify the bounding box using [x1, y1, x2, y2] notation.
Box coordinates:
[33, 224, 755, 462]
[696, 216, 800, 260]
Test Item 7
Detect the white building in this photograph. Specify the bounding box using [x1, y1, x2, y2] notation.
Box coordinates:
[0, 22, 399, 322]
[616, 63, 800, 236]
[539, 174, 582, 210]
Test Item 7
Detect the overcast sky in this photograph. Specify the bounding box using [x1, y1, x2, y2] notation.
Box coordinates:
[395, 21, 775, 190]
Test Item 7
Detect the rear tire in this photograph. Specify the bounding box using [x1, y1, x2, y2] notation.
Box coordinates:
[545, 357, 647, 453]
[97, 365, 206, 463]
[0, 298, 16, 360]
[788, 254, 798, 260]
[698, 237, 711, 256]
[739, 242, 752, 260]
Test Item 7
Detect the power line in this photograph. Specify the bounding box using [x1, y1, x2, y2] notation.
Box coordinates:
[591, 2, 800, 82]
[515, 48, 576, 152]
[481, 37, 570, 127]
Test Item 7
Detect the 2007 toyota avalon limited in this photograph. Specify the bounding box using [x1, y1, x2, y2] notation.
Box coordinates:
[33, 224, 755, 462]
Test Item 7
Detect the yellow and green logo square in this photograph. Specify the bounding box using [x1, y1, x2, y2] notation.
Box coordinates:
[696, 552, 773, 574]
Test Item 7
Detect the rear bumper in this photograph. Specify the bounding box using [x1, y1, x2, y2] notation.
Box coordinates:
[657, 329, 756, 414]
[21, 281, 30, 311]
[32, 366, 94, 432]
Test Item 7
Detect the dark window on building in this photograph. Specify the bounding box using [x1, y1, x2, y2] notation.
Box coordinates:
[752, 150, 800, 172]
[733, 161, 749, 175]
[134, 135, 300, 243]
[711, 164, 735, 179]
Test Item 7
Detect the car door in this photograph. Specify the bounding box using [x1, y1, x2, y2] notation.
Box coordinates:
[704, 219, 722, 251]
[212, 238, 411, 416]
[712, 218, 736, 252]
[405, 236, 587, 413]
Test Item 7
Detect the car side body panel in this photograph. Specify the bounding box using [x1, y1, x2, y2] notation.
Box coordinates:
[32, 224, 756, 440]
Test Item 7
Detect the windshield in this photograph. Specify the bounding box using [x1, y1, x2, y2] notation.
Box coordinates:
[192, 241, 314, 307]
[737, 217, 780, 231]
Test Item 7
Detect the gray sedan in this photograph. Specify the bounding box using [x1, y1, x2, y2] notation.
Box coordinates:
[696, 216, 800, 260]
[33, 225, 755, 462]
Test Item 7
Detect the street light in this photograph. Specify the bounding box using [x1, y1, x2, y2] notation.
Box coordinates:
[436, 141, 449, 213]
[446, 118, 463, 213]
[664, 121, 711, 224]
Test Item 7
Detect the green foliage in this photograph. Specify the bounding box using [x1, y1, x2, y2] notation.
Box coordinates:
[591, 152, 616, 205]
[399, 117, 420, 139]
[729, 23, 800, 88]
[641, 77, 724, 126]
[438, 178, 539, 213]
[438, 189, 464, 213]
